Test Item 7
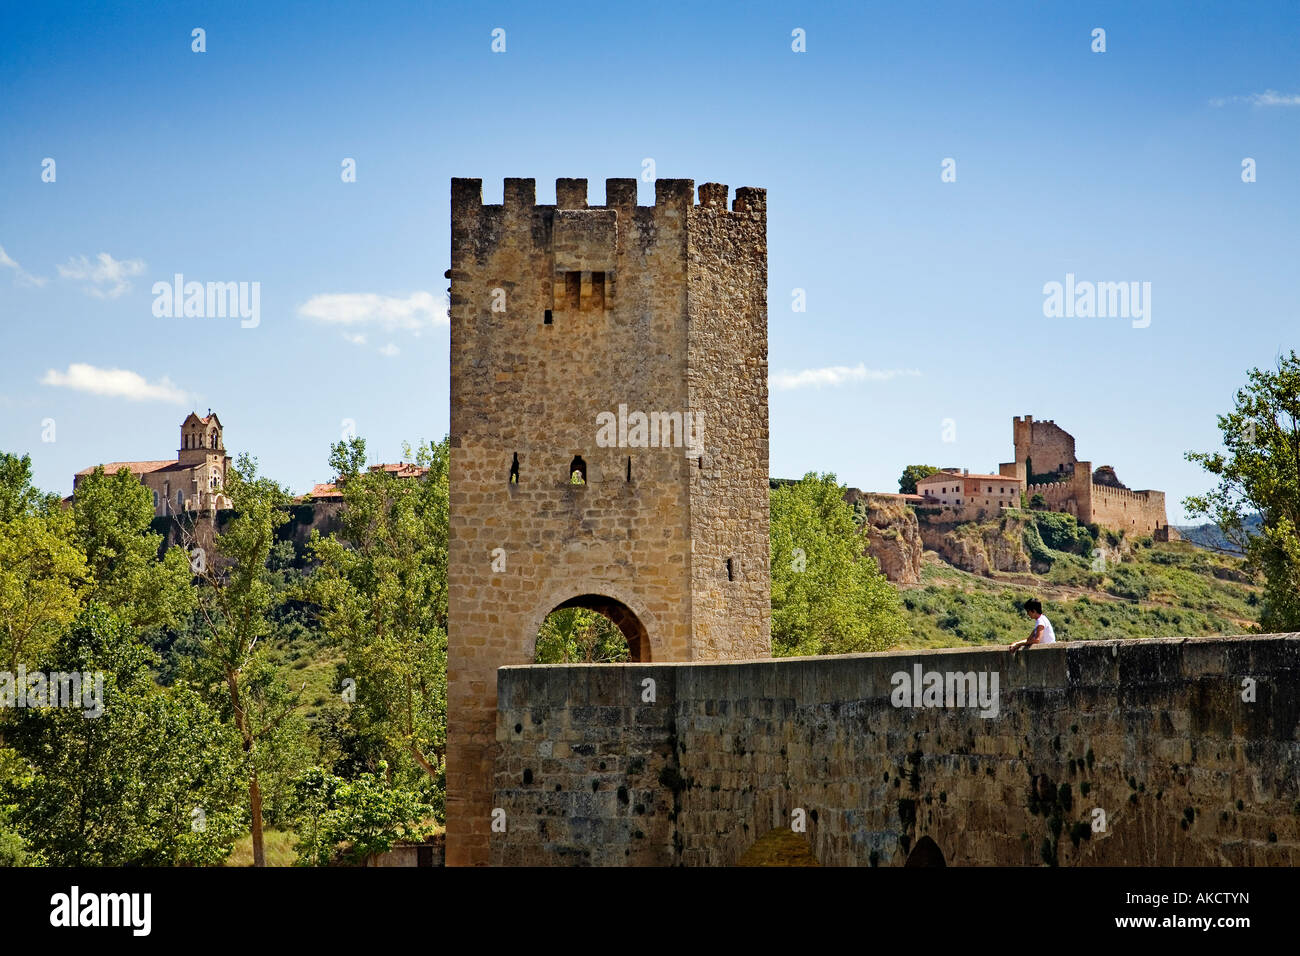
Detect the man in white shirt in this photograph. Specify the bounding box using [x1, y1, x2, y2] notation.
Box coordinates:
[1009, 598, 1055, 653]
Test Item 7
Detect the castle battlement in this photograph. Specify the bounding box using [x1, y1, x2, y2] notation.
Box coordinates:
[451, 177, 767, 219]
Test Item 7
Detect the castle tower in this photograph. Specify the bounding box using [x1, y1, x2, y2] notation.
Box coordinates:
[1013, 414, 1077, 478]
[446, 177, 771, 866]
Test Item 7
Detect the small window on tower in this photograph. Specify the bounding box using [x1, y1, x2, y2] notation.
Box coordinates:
[591, 271, 606, 310]
[726, 558, 734, 582]
[509, 452, 519, 485]
[569, 455, 586, 485]
[543, 310, 553, 325]
[565, 271, 581, 310]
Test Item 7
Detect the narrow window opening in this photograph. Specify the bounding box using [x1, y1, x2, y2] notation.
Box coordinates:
[726, 558, 734, 582]
[569, 455, 586, 485]
[626, 456, 631, 482]
[509, 452, 519, 485]
[565, 271, 581, 310]
[543, 309, 553, 325]
[592, 271, 606, 310]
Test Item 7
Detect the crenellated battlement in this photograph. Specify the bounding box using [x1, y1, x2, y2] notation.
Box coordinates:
[451, 177, 766, 220]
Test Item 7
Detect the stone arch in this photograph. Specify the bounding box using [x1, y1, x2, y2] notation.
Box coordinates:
[734, 828, 820, 867]
[526, 587, 657, 662]
[904, 835, 946, 867]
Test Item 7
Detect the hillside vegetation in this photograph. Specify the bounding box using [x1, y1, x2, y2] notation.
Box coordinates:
[898, 512, 1260, 649]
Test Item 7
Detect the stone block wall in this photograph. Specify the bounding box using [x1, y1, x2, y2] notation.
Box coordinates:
[492, 635, 1300, 866]
[1090, 484, 1169, 536]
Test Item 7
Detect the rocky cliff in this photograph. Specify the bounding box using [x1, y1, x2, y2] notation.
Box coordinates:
[918, 514, 1031, 575]
[846, 492, 924, 585]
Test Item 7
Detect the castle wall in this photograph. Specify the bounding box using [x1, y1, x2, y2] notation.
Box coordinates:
[446, 177, 769, 866]
[1089, 485, 1169, 536]
[493, 635, 1300, 866]
[1024, 479, 1079, 517]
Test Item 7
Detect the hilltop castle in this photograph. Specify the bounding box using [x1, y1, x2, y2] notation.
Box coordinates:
[446, 176, 771, 866]
[72, 411, 232, 515]
[910, 415, 1174, 537]
[997, 415, 1173, 536]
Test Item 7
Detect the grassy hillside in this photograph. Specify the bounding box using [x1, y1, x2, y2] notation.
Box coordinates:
[897, 534, 1260, 650]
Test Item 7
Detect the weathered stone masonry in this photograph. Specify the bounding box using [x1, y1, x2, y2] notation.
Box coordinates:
[447, 177, 771, 866]
[493, 635, 1300, 865]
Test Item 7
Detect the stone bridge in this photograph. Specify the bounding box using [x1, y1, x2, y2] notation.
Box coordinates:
[491, 635, 1300, 865]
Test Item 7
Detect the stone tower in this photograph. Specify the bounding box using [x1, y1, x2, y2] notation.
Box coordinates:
[178, 411, 228, 501]
[445, 176, 771, 866]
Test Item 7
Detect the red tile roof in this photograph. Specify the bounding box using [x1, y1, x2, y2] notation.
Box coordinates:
[75, 459, 179, 477]
[306, 482, 344, 499]
[917, 471, 1019, 485]
[368, 463, 429, 477]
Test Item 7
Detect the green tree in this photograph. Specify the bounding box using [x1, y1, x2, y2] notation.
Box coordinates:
[535, 608, 629, 663]
[306, 437, 449, 801]
[71, 465, 194, 631]
[898, 464, 940, 495]
[0, 510, 87, 674]
[770, 473, 908, 655]
[3, 606, 245, 865]
[186, 454, 304, 866]
[1186, 351, 1300, 631]
[0, 452, 87, 673]
[289, 764, 434, 866]
[0, 452, 59, 521]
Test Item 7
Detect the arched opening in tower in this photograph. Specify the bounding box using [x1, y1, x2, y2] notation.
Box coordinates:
[533, 594, 649, 663]
[904, 835, 946, 867]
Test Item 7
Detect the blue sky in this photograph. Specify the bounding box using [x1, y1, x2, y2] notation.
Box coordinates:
[1, 0, 1297, 521]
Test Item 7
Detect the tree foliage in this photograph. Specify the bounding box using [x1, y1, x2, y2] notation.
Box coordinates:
[289, 764, 434, 866]
[535, 608, 629, 663]
[3, 606, 245, 865]
[71, 465, 194, 632]
[898, 464, 939, 495]
[306, 437, 449, 803]
[184, 453, 304, 866]
[1186, 351, 1300, 631]
[770, 473, 907, 655]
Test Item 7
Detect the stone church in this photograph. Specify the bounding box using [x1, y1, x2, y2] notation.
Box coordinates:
[72, 411, 232, 515]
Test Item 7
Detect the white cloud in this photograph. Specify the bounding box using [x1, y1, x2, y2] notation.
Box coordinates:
[378, 343, 400, 357]
[299, 291, 448, 333]
[57, 252, 147, 298]
[0, 245, 48, 287]
[769, 363, 921, 390]
[342, 332, 368, 346]
[1210, 90, 1300, 108]
[40, 363, 190, 404]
